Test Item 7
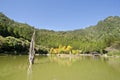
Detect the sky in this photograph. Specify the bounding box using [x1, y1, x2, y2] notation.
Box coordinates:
[0, 0, 120, 31]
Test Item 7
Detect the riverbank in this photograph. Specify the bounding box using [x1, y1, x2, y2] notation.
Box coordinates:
[47, 53, 120, 59]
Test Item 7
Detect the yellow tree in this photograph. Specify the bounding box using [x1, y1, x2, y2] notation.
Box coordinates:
[49, 48, 54, 54]
[66, 45, 72, 54]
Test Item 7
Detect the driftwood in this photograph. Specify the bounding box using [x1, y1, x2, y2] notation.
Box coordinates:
[29, 30, 35, 65]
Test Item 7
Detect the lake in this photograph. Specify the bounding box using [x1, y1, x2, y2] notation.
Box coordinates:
[0, 55, 120, 80]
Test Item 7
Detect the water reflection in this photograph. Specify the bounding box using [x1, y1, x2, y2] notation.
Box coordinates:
[49, 54, 83, 66]
[49, 56, 72, 66]
[27, 64, 32, 80]
[48, 54, 112, 66]
[27, 58, 34, 79]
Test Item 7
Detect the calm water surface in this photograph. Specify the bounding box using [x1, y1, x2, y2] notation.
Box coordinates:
[0, 55, 120, 80]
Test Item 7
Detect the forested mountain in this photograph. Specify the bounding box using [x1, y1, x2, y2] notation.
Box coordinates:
[0, 12, 120, 55]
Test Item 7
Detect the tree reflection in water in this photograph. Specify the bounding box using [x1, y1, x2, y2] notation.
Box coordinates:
[27, 64, 32, 80]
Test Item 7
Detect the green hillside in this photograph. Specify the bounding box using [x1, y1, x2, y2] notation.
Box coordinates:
[0, 12, 120, 55]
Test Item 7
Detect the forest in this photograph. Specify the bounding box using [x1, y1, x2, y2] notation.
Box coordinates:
[0, 12, 120, 55]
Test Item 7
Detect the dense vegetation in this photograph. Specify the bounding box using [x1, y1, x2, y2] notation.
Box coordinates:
[0, 12, 120, 55]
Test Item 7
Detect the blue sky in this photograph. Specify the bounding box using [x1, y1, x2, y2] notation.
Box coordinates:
[0, 0, 120, 31]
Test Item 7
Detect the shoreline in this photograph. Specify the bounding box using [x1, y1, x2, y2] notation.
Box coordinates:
[47, 53, 120, 58]
[0, 53, 120, 58]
